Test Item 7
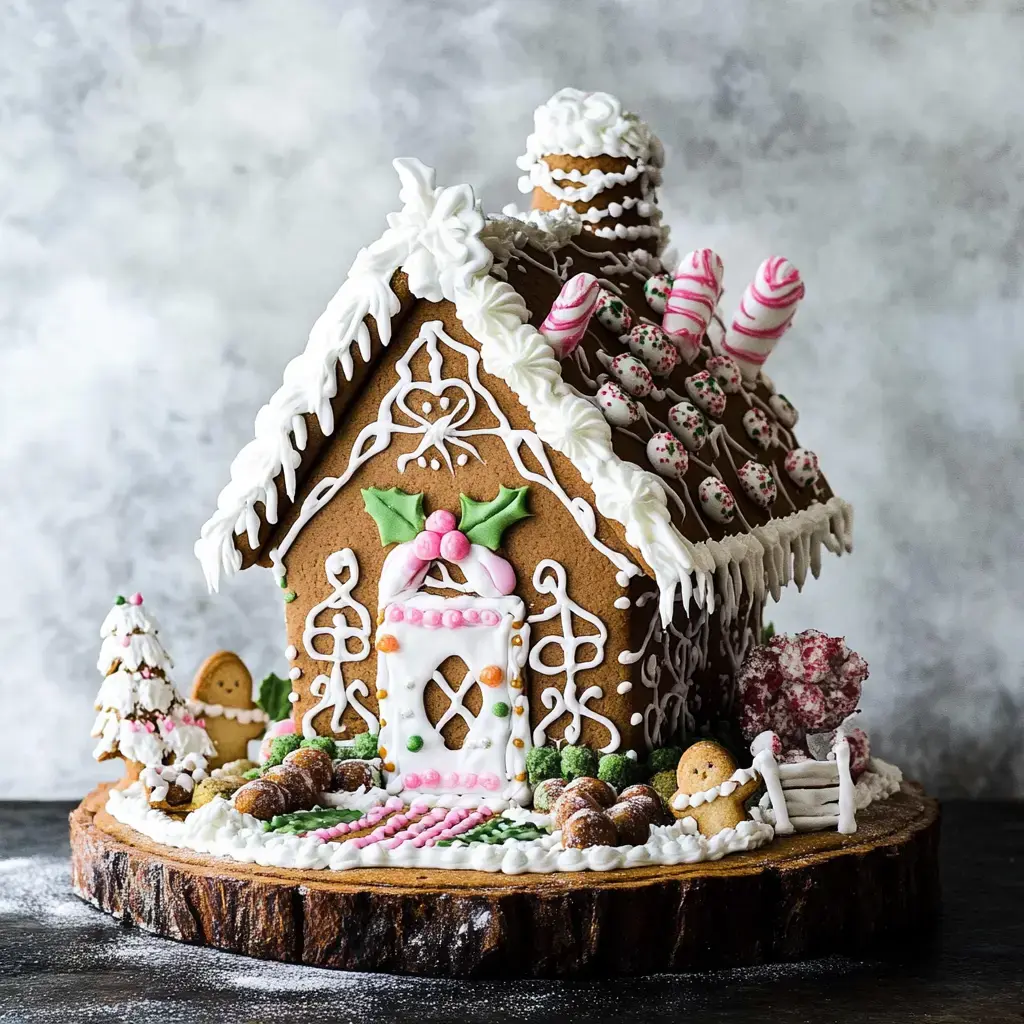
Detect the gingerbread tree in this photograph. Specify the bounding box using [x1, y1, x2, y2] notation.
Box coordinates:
[91, 592, 214, 781]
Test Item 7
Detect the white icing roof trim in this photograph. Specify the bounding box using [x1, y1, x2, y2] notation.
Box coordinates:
[196, 158, 852, 627]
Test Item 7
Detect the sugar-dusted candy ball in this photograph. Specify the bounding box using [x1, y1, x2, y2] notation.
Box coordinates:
[618, 783, 660, 804]
[643, 272, 673, 314]
[221, 758, 258, 776]
[552, 790, 599, 831]
[624, 793, 670, 827]
[561, 808, 618, 850]
[626, 322, 679, 377]
[596, 381, 640, 427]
[192, 776, 244, 808]
[698, 477, 737, 523]
[706, 354, 743, 394]
[608, 353, 654, 397]
[564, 775, 617, 808]
[332, 760, 377, 793]
[784, 448, 820, 488]
[646, 431, 689, 481]
[684, 370, 727, 418]
[667, 401, 708, 452]
[263, 763, 318, 809]
[737, 460, 777, 508]
[595, 288, 633, 335]
[742, 408, 776, 450]
[606, 800, 653, 846]
[233, 778, 288, 820]
[413, 530, 442, 560]
[284, 746, 333, 792]
[533, 777, 567, 812]
[769, 392, 799, 428]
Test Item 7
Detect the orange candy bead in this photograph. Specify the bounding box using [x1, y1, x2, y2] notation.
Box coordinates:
[479, 665, 504, 688]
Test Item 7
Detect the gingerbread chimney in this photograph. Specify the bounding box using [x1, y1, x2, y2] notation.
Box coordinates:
[516, 88, 666, 254]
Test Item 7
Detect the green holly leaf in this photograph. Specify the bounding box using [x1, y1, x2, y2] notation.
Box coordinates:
[256, 673, 293, 723]
[458, 485, 530, 551]
[360, 486, 425, 545]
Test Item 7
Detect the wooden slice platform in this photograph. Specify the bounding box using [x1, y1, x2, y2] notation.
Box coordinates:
[70, 782, 940, 978]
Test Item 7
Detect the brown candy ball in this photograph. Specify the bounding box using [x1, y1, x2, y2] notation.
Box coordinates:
[551, 791, 599, 831]
[561, 808, 618, 850]
[623, 793, 668, 827]
[564, 775, 617, 808]
[533, 777, 567, 812]
[332, 760, 376, 793]
[262, 764, 318, 809]
[284, 747, 333, 792]
[233, 779, 288, 820]
[617, 784, 660, 804]
[192, 776, 243, 809]
[607, 800, 653, 846]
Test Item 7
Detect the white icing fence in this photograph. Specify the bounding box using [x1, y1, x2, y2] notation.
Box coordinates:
[751, 731, 857, 835]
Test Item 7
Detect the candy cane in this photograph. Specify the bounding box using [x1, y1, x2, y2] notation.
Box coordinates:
[539, 273, 600, 358]
[662, 249, 724, 362]
[724, 256, 805, 380]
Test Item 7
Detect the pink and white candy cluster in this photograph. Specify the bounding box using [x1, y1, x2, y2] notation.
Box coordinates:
[725, 256, 805, 381]
[413, 510, 471, 563]
[539, 273, 600, 358]
[404, 768, 502, 792]
[737, 631, 869, 773]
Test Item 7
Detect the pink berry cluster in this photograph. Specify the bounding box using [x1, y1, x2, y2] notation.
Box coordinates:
[738, 630, 870, 775]
[412, 510, 470, 562]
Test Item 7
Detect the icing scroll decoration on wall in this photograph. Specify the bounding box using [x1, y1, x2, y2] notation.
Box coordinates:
[300, 549, 378, 738]
[528, 559, 621, 754]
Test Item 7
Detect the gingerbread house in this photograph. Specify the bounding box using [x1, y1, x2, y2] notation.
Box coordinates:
[195, 89, 853, 806]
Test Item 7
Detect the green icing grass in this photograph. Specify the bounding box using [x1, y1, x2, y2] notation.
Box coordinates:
[263, 807, 364, 835]
[436, 818, 547, 847]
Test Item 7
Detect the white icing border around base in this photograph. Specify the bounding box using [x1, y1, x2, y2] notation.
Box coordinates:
[105, 784, 773, 876]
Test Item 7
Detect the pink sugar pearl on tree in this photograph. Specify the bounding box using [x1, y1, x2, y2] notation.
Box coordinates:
[129, 592, 144, 605]
[439, 530, 470, 561]
[425, 510, 457, 534]
[413, 530, 442, 560]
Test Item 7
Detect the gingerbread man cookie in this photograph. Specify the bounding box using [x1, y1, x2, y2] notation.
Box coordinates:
[189, 651, 268, 769]
[669, 740, 760, 837]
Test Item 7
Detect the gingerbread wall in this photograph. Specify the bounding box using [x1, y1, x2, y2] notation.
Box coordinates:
[269, 299, 668, 757]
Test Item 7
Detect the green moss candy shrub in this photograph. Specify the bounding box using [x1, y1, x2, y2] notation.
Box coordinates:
[525, 746, 562, 787]
[560, 744, 598, 781]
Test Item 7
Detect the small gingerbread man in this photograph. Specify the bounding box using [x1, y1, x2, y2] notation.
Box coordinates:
[670, 740, 760, 837]
[189, 651, 267, 769]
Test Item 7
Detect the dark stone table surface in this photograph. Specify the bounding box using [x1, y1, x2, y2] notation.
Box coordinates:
[1, 800, 1021, 1023]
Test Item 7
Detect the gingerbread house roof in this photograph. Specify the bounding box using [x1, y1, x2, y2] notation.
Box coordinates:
[195, 150, 852, 627]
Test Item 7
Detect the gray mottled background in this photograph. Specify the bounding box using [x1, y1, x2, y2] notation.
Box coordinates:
[2, 0, 1022, 799]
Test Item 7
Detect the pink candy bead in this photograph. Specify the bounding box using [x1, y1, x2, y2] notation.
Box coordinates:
[423, 769, 441, 786]
[479, 609, 500, 627]
[120, 636, 131, 648]
[480, 773, 501, 791]
[464, 773, 478, 789]
[129, 592, 143, 605]
[439, 530, 470, 561]
[405, 773, 422, 788]
[463, 610, 480, 624]
[442, 772, 458, 789]
[442, 609, 464, 629]
[425, 510, 457, 534]
[387, 605, 404, 623]
[422, 609, 442, 629]
[406, 608, 423, 625]
[413, 531, 442, 560]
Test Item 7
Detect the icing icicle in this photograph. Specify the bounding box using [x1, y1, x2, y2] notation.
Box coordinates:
[538, 273, 600, 358]
[724, 257, 805, 380]
[662, 249, 724, 362]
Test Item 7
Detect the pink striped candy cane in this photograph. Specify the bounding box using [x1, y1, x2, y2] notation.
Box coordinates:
[724, 256, 805, 380]
[662, 249, 725, 363]
[539, 273, 600, 358]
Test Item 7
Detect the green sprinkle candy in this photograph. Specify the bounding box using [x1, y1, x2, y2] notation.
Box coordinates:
[407, 735, 424, 752]
[114, 595, 126, 605]
[283, 589, 297, 603]
[492, 702, 510, 718]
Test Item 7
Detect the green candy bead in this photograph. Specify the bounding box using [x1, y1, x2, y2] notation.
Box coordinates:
[407, 735, 424, 752]
[492, 702, 510, 718]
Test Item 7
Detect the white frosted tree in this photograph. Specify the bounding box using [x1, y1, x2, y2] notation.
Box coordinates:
[91, 592, 214, 781]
